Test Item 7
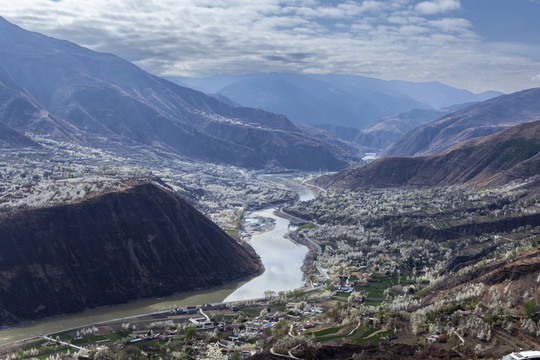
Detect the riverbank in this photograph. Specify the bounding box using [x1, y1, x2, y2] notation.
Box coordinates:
[0, 280, 249, 345]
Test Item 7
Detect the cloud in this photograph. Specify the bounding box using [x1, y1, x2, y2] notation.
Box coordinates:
[532, 74, 540, 82]
[428, 18, 472, 33]
[416, 0, 461, 15]
[285, 1, 387, 19]
[1, 0, 538, 92]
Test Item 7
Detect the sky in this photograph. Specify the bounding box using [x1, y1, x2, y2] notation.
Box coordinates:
[1, 0, 539, 93]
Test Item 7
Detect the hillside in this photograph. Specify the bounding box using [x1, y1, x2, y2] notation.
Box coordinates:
[0, 17, 351, 171]
[426, 247, 540, 306]
[316, 104, 472, 151]
[313, 119, 540, 190]
[0, 182, 263, 325]
[416, 247, 540, 354]
[358, 104, 475, 150]
[383, 87, 540, 157]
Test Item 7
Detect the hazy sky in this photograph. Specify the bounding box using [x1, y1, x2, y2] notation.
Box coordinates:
[2, 0, 539, 93]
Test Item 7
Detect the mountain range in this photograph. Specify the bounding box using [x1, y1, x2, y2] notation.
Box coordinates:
[383, 87, 540, 157]
[0, 17, 352, 171]
[313, 118, 540, 190]
[175, 73, 501, 130]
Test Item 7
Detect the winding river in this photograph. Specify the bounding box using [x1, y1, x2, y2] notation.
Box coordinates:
[0, 175, 314, 345]
[223, 208, 308, 301]
[224, 175, 314, 301]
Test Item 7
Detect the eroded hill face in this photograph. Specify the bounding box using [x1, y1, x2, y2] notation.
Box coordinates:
[0, 182, 263, 325]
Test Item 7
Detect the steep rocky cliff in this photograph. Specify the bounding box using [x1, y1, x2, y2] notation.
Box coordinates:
[0, 182, 263, 325]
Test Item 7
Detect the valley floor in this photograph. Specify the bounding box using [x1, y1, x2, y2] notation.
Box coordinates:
[1, 140, 540, 359]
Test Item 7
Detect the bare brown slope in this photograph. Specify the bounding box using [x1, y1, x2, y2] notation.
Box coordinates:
[383, 87, 540, 157]
[314, 119, 540, 190]
[0, 182, 262, 326]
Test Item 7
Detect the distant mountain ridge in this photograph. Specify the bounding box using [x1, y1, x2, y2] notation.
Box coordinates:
[383, 87, 540, 157]
[175, 73, 502, 130]
[314, 103, 474, 152]
[0, 17, 352, 171]
[313, 119, 540, 190]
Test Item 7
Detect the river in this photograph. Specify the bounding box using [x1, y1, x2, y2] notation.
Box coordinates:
[0, 283, 244, 345]
[0, 175, 314, 345]
[222, 175, 314, 301]
[223, 207, 308, 301]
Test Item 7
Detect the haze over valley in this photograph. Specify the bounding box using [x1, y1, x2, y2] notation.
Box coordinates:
[1, 2, 540, 359]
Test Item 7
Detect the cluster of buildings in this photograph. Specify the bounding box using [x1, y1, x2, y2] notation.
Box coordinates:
[335, 271, 374, 294]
